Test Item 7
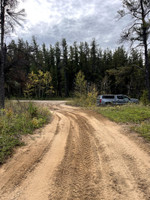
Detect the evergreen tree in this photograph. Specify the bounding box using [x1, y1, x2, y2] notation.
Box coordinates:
[83, 42, 90, 80]
[73, 41, 79, 72]
[31, 37, 42, 72]
[4, 37, 147, 98]
[49, 45, 57, 94]
[55, 42, 62, 96]
[62, 38, 69, 97]
[42, 43, 50, 72]
[0, 0, 25, 108]
[118, 0, 150, 100]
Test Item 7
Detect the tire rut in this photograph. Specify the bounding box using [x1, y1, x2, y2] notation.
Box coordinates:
[0, 112, 70, 200]
[78, 112, 150, 200]
[0, 114, 59, 194]
[48, 111, 103, 200]
[0, 103, 150, 200]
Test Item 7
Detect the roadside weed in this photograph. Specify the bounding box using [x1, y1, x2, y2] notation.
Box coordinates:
[95, 104, 150, 123]
[0, 102, 50, 164]
[133, 121, 150, 140]
[94, 104, 150, 141]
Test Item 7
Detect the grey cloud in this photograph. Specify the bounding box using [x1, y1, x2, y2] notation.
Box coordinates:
[11, 0, 129, 50]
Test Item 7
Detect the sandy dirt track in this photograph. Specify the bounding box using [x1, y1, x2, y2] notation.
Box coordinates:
[0, 101, 150, 200]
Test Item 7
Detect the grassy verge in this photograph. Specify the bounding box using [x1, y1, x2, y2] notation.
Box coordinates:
[94, 104, 150, 123]
[94, 104, 150, 140]
[0, 101, 51, 164]
[68, 98, 150, 141]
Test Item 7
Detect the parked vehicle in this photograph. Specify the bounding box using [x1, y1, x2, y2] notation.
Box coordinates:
[96, 94, 139, 106]
[122, 95, 139, 104]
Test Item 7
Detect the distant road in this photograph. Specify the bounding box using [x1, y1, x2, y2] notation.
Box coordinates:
[11, 99, 68, 104]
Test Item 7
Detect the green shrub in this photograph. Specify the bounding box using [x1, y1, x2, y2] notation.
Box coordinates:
[74, 71, 87, 98]
[140, 90, 150, 105]
[28, 102, 38, 117]
[0, 102, 51, 164]
[85, 87, 98, 107]
[70, 71, 98, 107]
[94, 104, 150, 141]
[133, 121, 150, 140]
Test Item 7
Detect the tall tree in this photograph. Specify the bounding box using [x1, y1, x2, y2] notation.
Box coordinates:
[55, 42, 62, 96]
[90, 39, 99, 84]
[0, 0, 25, 108]
[62, 38, 69, 97]
[118, 0, 150, 100]
[68, 45, 76, 92]
[112, 46, 128, 69]
[73, 41, 79, 72]
[31, 37, 43, 72]
[42, 43, 50, 72]
[83, 42, 90, 80]
[6, 39, 28, 97]
[49, 45, 57, 93]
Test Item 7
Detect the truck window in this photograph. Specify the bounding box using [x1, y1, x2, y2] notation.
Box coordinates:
[103, 96, 114, 99]
[117, 96, 124, 99]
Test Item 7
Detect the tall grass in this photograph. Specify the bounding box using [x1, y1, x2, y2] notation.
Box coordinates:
[94, 104, 150, 141]
[94, 104, 150, 123]
[0, 101, 50, 164]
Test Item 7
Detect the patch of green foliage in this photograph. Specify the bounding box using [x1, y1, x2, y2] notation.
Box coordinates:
[94, 104, 150, 141]
[94, 104, 150, 123]
[140, 90, 150, 106]
[24, 70, 54, 98]
[133, 121, 150, 140]
[69, 92, 97, 107]
[68, 71, 98, 107]
[0, 101, 50, 164]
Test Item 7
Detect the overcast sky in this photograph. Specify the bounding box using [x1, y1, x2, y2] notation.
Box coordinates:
[10, 0, 129, 49]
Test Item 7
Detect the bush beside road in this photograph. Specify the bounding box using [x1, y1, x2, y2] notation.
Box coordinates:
[0, 101, 51, 164]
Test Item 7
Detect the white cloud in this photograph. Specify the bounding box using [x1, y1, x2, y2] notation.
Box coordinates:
[9, 0, 129, 49]
[19, 0, 52, 24]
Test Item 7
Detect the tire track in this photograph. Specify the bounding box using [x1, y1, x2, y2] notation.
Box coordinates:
[0, 102, 150, 200]
[78, 111, 150, 200]
[0, 112, 70, 200]
[0, 114, 59, 195]
[48, 111, 103, 200]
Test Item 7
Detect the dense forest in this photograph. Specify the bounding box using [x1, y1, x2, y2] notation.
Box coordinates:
[3, 37, 147, 99]
[1, 0, 150, 105]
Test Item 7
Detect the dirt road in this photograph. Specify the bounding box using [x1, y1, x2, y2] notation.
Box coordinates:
[0, 102, 150, 200]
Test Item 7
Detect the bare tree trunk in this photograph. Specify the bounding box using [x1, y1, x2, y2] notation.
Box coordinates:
[0, 1, 5, 109]
[144, 39, 150, 100]
[0, 48, 5, 109]
[140, 0, 150, 100]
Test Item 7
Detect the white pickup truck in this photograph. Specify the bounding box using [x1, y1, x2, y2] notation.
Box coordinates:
[96, 94, 139, 106]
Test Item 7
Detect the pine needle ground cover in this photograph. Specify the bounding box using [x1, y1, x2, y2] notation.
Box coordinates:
[94, 104, 150, 141]
[0, 102, 51, 164]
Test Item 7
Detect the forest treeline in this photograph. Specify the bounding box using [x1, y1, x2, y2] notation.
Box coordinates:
[3, 37, 147, 99]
